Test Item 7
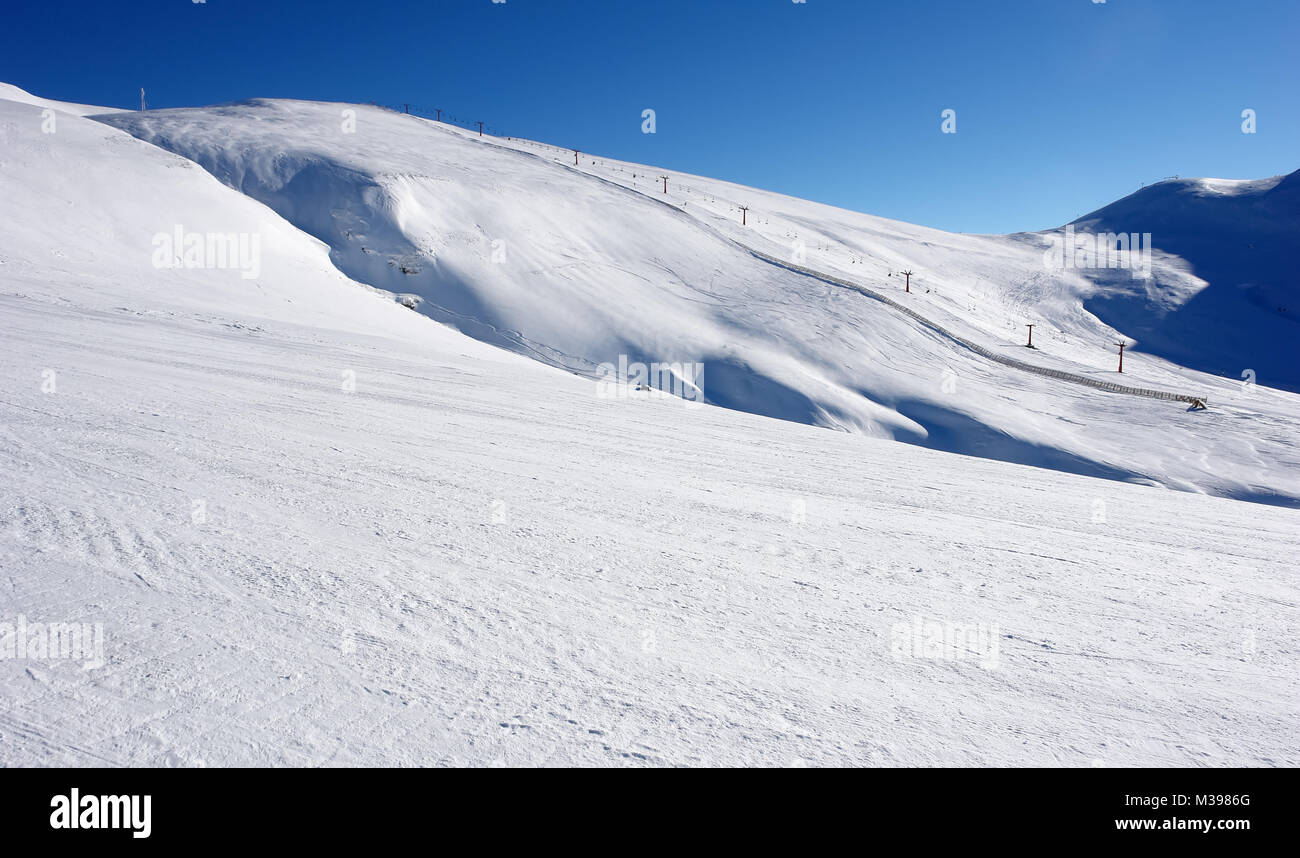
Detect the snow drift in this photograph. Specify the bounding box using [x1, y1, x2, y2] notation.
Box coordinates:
[94, 97, 1300, 504]
[2, 85, 1298, 767]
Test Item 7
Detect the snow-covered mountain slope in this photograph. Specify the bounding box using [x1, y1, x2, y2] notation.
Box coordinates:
[2, 95, 1298, 767]
[493, 136, 1299, 393]
[0, 82, 129, 118]
[0, 98, 456, 340]
[1067, 173, 1300, 391]
[95, 98, 1300, 505]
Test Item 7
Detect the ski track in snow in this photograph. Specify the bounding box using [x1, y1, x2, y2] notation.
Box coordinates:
[3, 293, 1297, 767]
[0, 89, 1297, 767]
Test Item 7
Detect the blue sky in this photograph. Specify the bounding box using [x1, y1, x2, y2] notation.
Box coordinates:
[3, 0, 1296, 233]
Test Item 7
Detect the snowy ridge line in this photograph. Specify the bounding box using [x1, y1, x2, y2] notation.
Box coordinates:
[372, 103, 508, 137]
[748, 250, 1211, 409]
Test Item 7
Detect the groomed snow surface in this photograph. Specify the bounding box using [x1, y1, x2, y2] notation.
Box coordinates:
[1, 87, 1297, 766]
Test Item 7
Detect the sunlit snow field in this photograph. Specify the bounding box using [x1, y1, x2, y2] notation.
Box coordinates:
[2, 86, 1296, 766]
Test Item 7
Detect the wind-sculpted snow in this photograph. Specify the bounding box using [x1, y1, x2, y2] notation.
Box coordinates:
[1069, 172, 1300, 391]
[95, 98, 1300, 504]
[2, 87, 1299, 767]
